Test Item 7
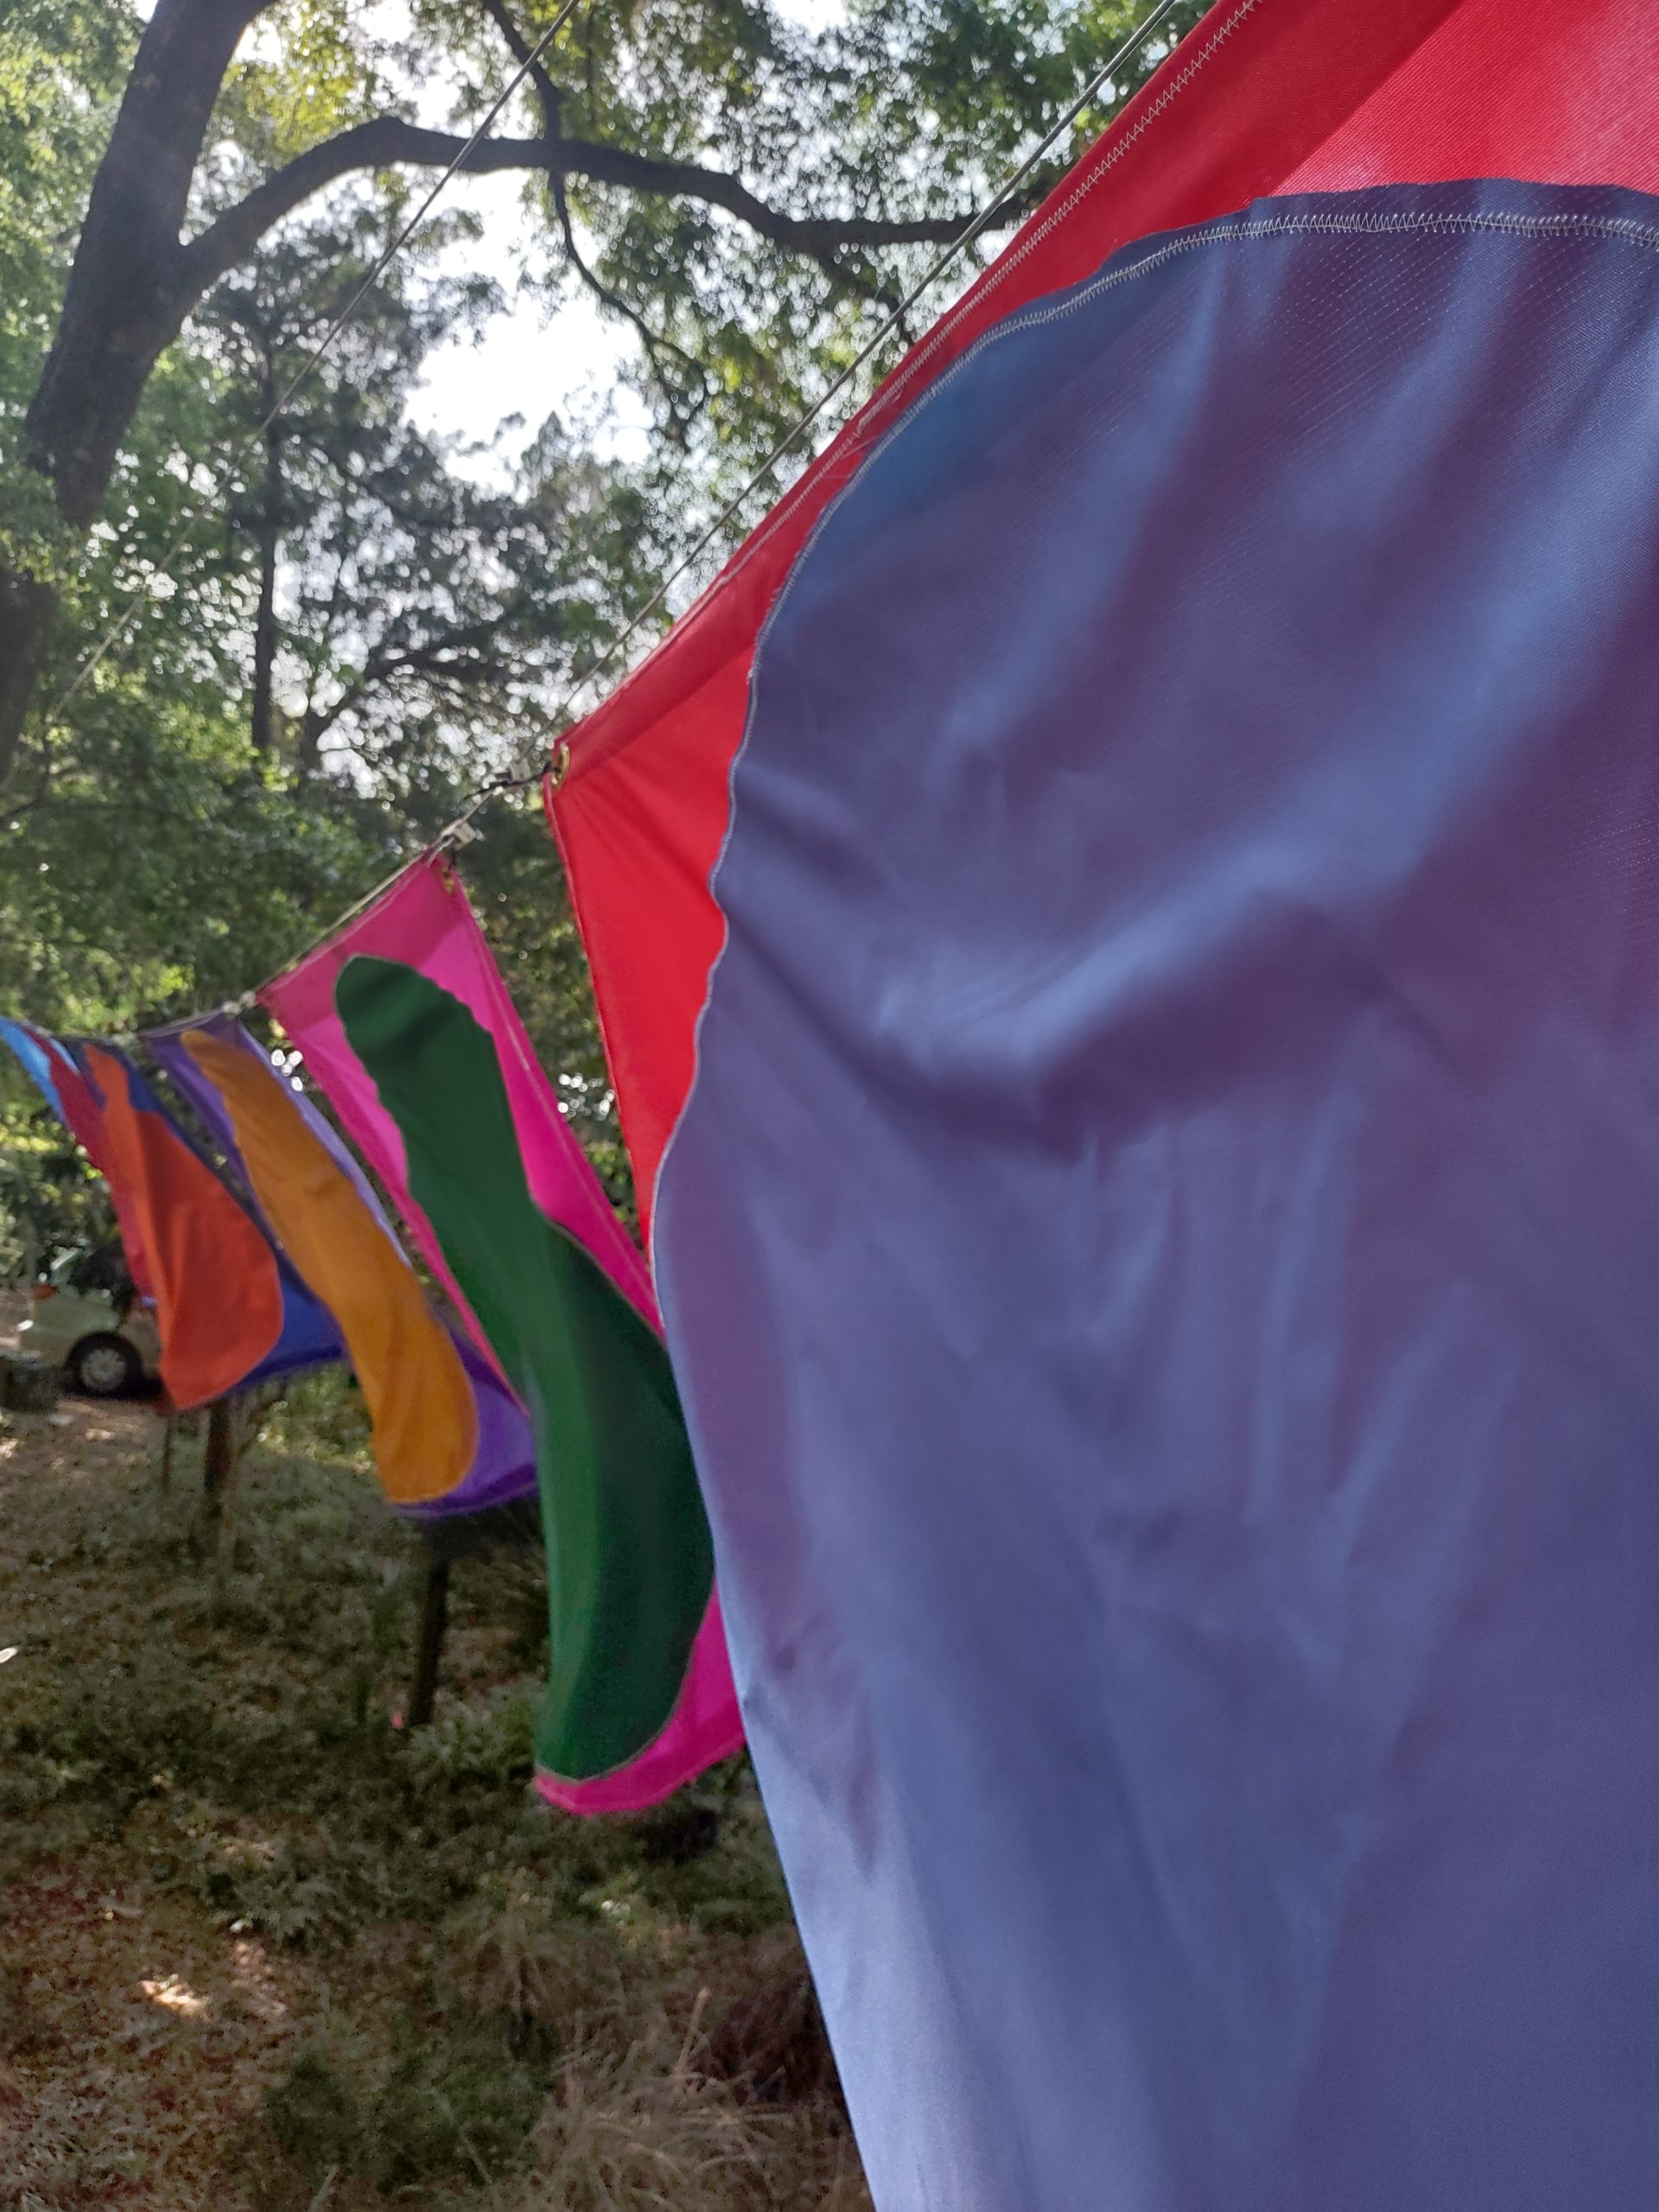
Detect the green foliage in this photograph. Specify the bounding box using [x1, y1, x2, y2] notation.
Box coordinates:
[471, 0, 1211, 472]
[0, 22, 647, 1207]
[0, 1431, 782, 1948]
[0, 188, 626, 1019]
[0, 1068, 112, 1278]
[261, 2042, 365, 2178]
[222, 0, 395, 168]
[0, 0, 1206, 1225]
[376, 2012, 556, 2187]
[255, 1360, 373, 1467]
[185, 0, 1212, 491]
[404, 1686, 539, 1791]
[264, 2016, 554, 2190]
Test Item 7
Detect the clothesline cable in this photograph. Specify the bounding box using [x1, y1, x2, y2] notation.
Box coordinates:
[47, 0, 1187, 1028]
[226, 764, 544, 1016]
[237, 0, 1189, 1011]
[236, 0, 1191, 1011]
[416, 0, 1193, 861]
[487, 0, 1190, 795]
[35, 0, 588, 731]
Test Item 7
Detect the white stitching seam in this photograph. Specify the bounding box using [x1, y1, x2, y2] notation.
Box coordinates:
[649, 194, 1659, 1274]
[868, 0, 1272, 423]
[607, 0, 1277, 720]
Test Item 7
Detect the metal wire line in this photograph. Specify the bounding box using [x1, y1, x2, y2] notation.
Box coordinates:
[489, 0, 1191, 807]
[40, 0, 1191, 1007]
[268, 0, 1192, 991]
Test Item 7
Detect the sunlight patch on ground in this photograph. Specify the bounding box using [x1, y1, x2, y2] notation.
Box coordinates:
[141, 1972, 210, 2018]
[231, 1936, 290, 2024]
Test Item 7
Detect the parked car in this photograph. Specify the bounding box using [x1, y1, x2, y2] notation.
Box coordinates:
[18, 1250, 161, 1396]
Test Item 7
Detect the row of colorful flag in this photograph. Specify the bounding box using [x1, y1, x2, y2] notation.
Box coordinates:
[3, 855, 741, 1814]
[16, 0, 1659, 2196]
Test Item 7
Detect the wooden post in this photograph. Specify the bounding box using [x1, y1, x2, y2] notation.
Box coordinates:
[407, 1550, 450, 1729]
[199, 1398, 237, 1555]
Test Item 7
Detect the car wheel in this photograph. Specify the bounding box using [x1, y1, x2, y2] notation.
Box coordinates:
[68, 1333, 141, 1398]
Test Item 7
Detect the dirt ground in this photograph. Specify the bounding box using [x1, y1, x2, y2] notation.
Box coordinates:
[0, 1330, 868, 2211]
[0, 1383, 414, 2207]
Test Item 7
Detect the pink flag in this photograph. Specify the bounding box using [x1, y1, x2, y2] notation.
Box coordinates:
[266, 856, 740, 1811]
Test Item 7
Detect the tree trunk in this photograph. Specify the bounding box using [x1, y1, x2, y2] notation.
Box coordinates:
[250, 419, 281, 755]
[296, 707, 325, 779]
[23, 0, 266, 525]
[406, 1552, 450, 1728]
[0, 568, 59, 790]
[2, 0, 267, 783]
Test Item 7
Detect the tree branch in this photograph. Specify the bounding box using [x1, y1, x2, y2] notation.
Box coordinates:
[471, 0, 708, 438]
[181, 118, 995, 304]
[302, 625, 512, 753]
[554, 191, 712, 441]
[474, 0, 569, 125]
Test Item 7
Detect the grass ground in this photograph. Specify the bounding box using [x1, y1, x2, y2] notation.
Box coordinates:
[0, 1342, 870, 2211]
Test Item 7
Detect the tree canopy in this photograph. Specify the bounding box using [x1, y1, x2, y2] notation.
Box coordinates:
[0, 0, 1201, 771]
[0, 0, 1201, 1242]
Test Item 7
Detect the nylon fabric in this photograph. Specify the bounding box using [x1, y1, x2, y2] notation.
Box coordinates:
[654, 181, 1659, 2209]
[178, 1027, 477, 1504]
[0, 1020, 156, 1300]
[263, 861, 742, 1808]
[6, 1020, 339, 1397]
[334, 956, 716, 1779]
[79, 1044, 290, 1408]
[264, 857, 656, 1334]
[546, 0, 1659, 1230]
[147, 1013, 536, 1517]
[0, 1016, 67, 1121]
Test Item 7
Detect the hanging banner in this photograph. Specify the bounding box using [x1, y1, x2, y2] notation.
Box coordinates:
[0, 1020, 341, 1408]
[264, 857, 741, 1810]
[147, 1013, 536, 1516]
[2, 1015, 156, 1300]
[545, 0, 1659, 2205]
[2, 1016, 77, 1128]
[1, 1018, 143, 1263]
[80, 1042, 341, 1407]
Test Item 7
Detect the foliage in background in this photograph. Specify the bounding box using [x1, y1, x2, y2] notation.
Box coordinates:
[0, 0, 1204, 1206]
[0, 1081, 112, 1280]
[482, 0, 1208, 478]
[0, 3, 651, 1192]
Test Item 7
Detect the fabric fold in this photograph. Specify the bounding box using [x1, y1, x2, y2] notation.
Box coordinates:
[264, 858, 741, 1808]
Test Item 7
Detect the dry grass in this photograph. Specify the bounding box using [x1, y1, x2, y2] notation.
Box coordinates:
[694, 1925, 843, 2108]
[0, 1364, 871, 2211]
[442, 1891, 635, 2048]
[0, 1841, 388, 2209]
[515, 2013, 869, 2212]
